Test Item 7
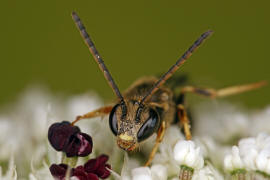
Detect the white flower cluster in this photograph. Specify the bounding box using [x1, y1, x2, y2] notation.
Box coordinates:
[173, 140, 223, 180]
[0, 87, 108, 179]
[0, 87, 270, 180]
[224, 133, 270, 177]
[111, 137, 222, 180]
[193, 102, 270, 143]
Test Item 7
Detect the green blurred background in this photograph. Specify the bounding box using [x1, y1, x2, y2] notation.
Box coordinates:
[0, 0, 269, 108]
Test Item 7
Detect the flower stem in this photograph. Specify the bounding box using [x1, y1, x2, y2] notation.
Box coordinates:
[62, 154, 78, 167]
[179, 165, 194, 180]
[255, 170, 270, 179]
[231, 169, 247, 180]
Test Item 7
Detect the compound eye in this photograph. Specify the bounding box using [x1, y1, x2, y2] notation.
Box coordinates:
[137, 109, 159, 142]
[109, 104, 119, 136]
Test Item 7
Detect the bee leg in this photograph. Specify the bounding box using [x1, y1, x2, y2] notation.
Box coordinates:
[175, 81, 267, 140]
[71, 106, 113, 125]
[148, 102, 169, 111]
[144, 121, 166, 166]
[180, 81, 266, 98]
[177, 104, 192, 140]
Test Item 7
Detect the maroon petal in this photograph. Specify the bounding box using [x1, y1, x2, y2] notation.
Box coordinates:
[63, 134, 80, 157]
[96, 154, 109, 165]
[71, 166, 88, 180]
[49, 164, 69, 180]
[71, 165, 99, 180]
[84, 154, 111, 179]
[64, 132, 93, 157]
[75, 165, 85, 171]
[48, 121, 80, 151]
[87, 173, 99, 180]
[84, 159, 99, 173]
[97, 164, 111, 179]
[77, 133, 93, 157]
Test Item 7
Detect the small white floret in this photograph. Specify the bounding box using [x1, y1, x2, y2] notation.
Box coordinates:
[192, 164, 224, 180]
[173, 140, 204, 170]
[224, 146, 244, 172]
[131, 167, 152, 180]
[150, 164, 167, 180]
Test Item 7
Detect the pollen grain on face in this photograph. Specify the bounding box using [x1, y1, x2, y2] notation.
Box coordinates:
[119, 133, 134, 141]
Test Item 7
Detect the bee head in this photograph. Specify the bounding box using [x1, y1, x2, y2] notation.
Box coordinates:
[109, 100, 160, 151]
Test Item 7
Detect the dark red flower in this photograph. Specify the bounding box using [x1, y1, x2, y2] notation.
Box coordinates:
[49, 164, 68, 180]
[48, 121, 93, 157]
[64, 132, 93, 157]
[86, 173, 99, 180]
[84, 154, 111, 179]
[49, 123, 110, 180]
[48, 121, 80, 151]
[72, 166, 99, 180]
[50, 162, 107, 180]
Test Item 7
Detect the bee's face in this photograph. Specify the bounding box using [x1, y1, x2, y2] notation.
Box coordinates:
[109, 100, 160, 151]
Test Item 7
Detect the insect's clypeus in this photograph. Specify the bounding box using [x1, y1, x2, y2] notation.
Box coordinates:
[71, 12, 266, 166]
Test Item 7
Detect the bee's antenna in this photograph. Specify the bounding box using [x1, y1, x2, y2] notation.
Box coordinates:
[140, 30, 214, 104]
[71, 12, 124, 101]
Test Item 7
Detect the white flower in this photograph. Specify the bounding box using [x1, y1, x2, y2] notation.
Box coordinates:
[193, 102, 249, 143]
[162, 125, 185, 146]
[150, 164, 167, 180]
[131, 167, 152, 180]
[256, 148, 270, 174]
[0, 156, 17, 180]
[29, 163, 53, 180]
[224, 146, 244, 172]
[192, 164, 224, 180]
[238, 137, 258, 170]
[131, 165, 167, 180]
[249, 106, 270, 136]
[224, 133, 270, 176]
[112, 164, 168, 180]
[152, 125, 184, 176]
[173, 140, 204, 170]
[0, 118, 19, 160]
[194, 136, 229, 168]
[239, 133, 270, 172]
[111, 153, 167, 180]
[112, 153, 140, 180]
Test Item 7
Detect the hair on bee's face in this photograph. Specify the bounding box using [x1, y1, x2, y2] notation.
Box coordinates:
[109, 100, 160, 151]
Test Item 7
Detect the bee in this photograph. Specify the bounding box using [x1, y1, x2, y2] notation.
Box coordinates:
[71, 12, 266, 166]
